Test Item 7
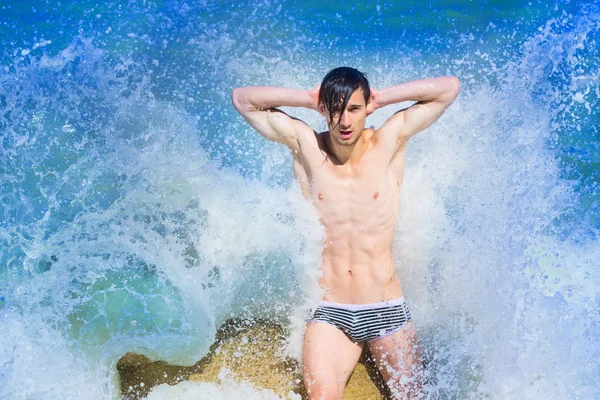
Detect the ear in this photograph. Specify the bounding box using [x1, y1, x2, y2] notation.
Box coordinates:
[317, 103, 326, 117]
[366, 93, 375, 116]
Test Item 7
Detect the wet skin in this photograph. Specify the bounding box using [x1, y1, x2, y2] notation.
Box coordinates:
[232, 76, 460, 399]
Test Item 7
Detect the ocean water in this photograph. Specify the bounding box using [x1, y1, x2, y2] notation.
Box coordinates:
[1, 0, 599, 399]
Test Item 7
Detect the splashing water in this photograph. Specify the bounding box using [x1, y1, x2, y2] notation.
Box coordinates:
[1, 1, 598, 399]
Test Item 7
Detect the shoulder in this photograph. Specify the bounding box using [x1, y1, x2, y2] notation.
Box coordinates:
[290, 117, 316, 137]
[290, 127, 327, 164]
[367, 125, 394, 148]
[367, 125, 409, 165]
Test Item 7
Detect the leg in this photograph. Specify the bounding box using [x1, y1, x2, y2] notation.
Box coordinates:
[303, 321, 364, 400]
[368, 322, 424, 400]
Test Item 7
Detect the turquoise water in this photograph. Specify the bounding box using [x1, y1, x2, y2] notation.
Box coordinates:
[1, 1, 599, 398]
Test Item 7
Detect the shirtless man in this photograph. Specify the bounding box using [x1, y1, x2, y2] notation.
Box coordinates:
[232, 67, 460, 399]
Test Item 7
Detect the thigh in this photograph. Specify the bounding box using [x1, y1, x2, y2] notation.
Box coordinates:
[368, 321, 424, 400]
[303, 321, 364, 400]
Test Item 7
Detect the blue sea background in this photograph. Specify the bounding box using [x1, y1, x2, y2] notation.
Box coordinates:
[1, 0, 598, 398]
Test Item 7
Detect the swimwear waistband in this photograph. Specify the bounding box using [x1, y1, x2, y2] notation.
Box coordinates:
[317, 296, 406, 311]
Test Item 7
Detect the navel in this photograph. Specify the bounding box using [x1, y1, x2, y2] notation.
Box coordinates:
[318, 193, 324, 200]
[373, 192, 379, 199]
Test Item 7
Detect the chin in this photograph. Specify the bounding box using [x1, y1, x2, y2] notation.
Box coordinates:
[336, 133, 361, 146]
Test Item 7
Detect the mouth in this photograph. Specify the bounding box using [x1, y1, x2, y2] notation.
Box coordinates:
[339, 130, 352, 140]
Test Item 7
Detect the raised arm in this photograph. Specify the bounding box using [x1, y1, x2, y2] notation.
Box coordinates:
[370, 76, 460, 153]
[231, 86, 319, 151]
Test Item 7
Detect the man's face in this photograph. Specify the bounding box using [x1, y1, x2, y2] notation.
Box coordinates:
[321, 89, 368, 147]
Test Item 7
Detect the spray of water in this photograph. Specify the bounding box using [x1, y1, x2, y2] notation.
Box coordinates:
[1, 3, 598, 399]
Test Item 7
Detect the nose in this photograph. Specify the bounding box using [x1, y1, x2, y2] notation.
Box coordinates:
[340, 111, 350, 128]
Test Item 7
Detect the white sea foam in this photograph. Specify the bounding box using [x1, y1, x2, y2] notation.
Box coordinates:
[147, 368, 300, 400]
[0, 311, 116, 399]
[1, 3, 598, 400]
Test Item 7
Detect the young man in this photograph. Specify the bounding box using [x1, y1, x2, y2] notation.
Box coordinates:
[232, 67, 460, 399]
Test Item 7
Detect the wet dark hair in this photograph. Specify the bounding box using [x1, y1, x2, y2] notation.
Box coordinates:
[318, 67, 371, 128]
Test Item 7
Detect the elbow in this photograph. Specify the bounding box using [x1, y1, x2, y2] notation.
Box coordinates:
[449, 76, 460, 97]
[441, 76, 460, 104]
[231, 87, 257, 115]
[231, 88, 244, 112]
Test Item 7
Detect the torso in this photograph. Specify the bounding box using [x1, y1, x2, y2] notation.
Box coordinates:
[294, 128, 407, 304]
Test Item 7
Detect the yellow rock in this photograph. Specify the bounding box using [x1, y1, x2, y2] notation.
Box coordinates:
[117, 319, 388, 399]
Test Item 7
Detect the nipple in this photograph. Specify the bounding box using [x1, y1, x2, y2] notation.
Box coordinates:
[318, 193, 324, 200]
[373, 192, 379, 199]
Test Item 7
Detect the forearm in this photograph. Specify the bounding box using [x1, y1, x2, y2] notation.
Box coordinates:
[232, 86, 317, 113]
[372, 76, 460, 109]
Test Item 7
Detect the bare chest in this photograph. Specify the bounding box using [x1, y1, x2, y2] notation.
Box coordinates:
[297, 155, 403, 227]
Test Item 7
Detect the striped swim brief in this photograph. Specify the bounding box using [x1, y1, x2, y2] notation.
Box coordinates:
[306, 297, 412, 343]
